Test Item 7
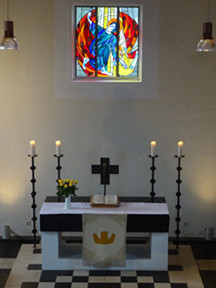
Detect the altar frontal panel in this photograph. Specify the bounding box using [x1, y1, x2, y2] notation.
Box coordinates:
[82, 214, 127, 267]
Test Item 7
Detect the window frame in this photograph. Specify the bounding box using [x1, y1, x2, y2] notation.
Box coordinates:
[72, 4, 142, 82]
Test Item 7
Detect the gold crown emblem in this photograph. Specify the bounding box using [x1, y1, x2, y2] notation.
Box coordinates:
[93, 231, 116, 245]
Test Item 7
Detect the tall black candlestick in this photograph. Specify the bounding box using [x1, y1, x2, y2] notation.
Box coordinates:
[149, 155, 158, 202]
[28, 154, 38, 248]
[54, 154, 64, 202]
[175, 155, 184, 250]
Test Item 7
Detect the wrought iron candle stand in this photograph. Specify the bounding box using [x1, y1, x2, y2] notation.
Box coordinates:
[149, 155, 158, 202]
[175, 154, 185, 250]
[28, 154, 38, 248]
[54, 154, 64, 202]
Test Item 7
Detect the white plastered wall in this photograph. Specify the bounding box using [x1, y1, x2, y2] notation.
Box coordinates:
[0, 0, 215, 237]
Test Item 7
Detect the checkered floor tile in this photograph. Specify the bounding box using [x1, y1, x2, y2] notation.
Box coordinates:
[1, 243, 205, 288]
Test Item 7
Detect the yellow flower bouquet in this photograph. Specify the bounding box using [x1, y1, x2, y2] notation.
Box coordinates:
[57, 179, 78, 198]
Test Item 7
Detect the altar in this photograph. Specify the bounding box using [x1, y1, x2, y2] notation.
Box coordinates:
[39, 197, 169, 271]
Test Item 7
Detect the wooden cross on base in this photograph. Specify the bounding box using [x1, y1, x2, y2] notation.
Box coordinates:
[91, 157, 119, 196]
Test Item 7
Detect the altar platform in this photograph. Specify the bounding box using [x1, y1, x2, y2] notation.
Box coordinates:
[40, 197, 169, 271]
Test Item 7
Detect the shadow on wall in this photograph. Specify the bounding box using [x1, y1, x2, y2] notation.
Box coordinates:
[102, 95, 151, 154]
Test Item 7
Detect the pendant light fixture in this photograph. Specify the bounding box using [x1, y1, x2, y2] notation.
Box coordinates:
[196, 0, 215, 52]
[0, 0, 19, 50]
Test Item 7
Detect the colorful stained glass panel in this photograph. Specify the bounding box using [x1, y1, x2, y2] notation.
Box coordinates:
[75, 6, 139, 79]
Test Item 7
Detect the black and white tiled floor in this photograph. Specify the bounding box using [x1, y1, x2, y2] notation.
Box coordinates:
[0, 239, 216, 288]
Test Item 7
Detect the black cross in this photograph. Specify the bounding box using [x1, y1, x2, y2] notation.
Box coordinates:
[91, 157, 119, 195]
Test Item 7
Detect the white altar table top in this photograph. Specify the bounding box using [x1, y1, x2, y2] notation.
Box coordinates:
[39, 202, 169, 216]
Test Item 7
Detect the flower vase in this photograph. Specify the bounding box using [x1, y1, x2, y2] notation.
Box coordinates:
[64, 196, 71, 210]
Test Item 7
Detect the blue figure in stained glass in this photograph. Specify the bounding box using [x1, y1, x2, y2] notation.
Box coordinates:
[83, 11, 127, 76]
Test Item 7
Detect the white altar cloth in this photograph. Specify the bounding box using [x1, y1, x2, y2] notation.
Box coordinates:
[39, 202, 169, 216]
[82, 214, 127, 267]
[40, 201, 169, 270]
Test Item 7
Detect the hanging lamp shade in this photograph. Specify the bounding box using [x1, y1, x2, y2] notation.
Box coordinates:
[197, 22, 216, 52]
[0, 20, 19, 50]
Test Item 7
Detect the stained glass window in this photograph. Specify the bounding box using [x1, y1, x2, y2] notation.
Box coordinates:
[75, 6, 140, 80]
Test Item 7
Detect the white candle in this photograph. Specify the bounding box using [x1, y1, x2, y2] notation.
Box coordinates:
[177, 141, 183, 157]
[30, 140, 36, 156]
[56, 140, 61, 156]
[151, 141, 157, 157]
